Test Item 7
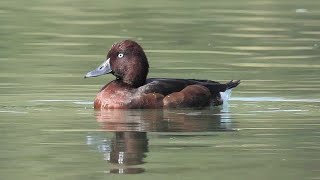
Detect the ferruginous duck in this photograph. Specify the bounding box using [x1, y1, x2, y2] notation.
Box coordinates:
[85, 40, 240, 109]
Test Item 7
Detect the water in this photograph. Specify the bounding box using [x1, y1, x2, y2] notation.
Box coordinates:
[1, 0, 320, 179]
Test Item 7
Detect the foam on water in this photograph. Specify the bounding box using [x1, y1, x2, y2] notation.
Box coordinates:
[220, 89, 233, 102]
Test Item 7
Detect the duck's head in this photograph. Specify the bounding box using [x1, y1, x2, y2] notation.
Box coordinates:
[85, 40, 149, 87]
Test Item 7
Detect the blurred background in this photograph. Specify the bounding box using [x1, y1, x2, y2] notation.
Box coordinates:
[0, 0, 320, 179]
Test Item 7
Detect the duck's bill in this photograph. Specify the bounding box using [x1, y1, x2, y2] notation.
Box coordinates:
[84, 58, 112, 78]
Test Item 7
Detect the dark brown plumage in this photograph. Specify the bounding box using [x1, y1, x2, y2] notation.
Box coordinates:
[84, 40, 240, 109]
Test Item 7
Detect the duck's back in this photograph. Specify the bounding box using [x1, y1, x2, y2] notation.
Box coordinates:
[138, 78, 239, 107]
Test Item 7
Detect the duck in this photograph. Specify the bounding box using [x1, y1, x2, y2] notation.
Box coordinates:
[84, 40, 240, 109]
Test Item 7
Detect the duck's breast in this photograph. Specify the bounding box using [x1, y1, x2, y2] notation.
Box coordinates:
[94, 81, 164, 109]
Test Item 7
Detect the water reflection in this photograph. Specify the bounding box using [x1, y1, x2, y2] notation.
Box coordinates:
[87, 108, 234, 174]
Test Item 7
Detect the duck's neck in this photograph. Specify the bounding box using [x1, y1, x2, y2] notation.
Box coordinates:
[121, 68, 148, 88]
[123, 76, 147, 87]
[115, 72, 146, 88]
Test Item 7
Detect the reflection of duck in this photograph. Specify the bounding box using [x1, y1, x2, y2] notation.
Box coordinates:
[86, 131, 147, 174]
[85, 40, 240, 109]
[108, 132, 148, 166]
[95, 108, 234, 132]
[87, 108, 235, 174]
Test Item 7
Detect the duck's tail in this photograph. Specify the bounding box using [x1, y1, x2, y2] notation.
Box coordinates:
[226, 80, 241, 90]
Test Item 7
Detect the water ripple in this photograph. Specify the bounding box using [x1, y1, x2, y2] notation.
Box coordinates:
[22, 32, 131, 39]
[231, 97, 320, 103]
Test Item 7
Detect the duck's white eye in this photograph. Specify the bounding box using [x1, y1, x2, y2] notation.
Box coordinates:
[118, 53, 124, 58]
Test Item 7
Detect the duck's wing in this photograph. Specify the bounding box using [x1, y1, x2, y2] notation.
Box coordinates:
[141, 78, 240, 96]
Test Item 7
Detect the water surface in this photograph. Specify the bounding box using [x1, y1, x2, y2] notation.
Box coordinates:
[1, 0, 320, 179]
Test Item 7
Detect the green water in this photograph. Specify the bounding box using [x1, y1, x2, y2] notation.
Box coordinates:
[1, 0, 320, 179]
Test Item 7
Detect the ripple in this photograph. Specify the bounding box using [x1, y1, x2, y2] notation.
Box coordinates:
[226, 46, 314, 50]
[22, 32, 131, 39]
[215, 143, 275, 148]
[210, 33, 288, 38]
[295, 9, 308, 13]
[202, 9, 288, 15]
[231, 97, 320, 103]
[25, 42, 91, 46]
[300, 31, 320, 35]
[22, 53, 100, 58]
[248, 55, 318, 60]
[48, 19, 131, 25]
[28, 6, 119, 17]
[0, 110, 28, 114]
[146, 49, 252, 55]
[236, 27, 288, 32]
[30, 99, 92, 105]
[251, 109, 308, 113]
[230, 63, 320, 68]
